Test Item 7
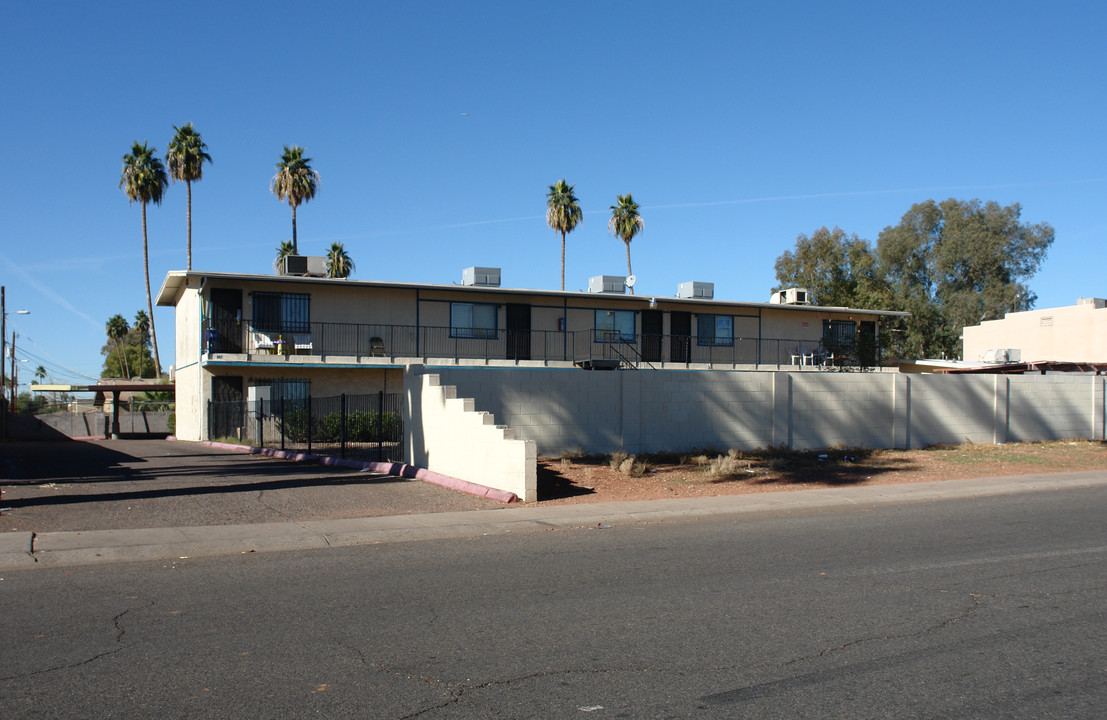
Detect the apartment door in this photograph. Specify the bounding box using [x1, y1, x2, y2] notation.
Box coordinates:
[670, 311, 691, 363]
[641, 309, 663, 363]
[210, 375, 244, 439]
[506, 303, 531, 360]
[209, 288, 243, 353]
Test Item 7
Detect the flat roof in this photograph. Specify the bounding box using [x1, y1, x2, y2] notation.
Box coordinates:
[157, 270, 910, 317]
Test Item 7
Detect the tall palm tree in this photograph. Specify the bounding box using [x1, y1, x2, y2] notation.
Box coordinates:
[608, 194, 645, 295]
[34, 365, 46, 384]
[270, 146, 319, 254]
[546, 179, 583, 291]
[325, 242, 355, 278]
[106, 314, 131, 379]
[133, 310, 151, 347]
[120, 142, 167, 380]
[274, 240, 295, 272]
[166, 122, 212, 271]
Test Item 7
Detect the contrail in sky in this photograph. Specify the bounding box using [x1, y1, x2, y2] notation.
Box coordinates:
[0, 253, 100, 329]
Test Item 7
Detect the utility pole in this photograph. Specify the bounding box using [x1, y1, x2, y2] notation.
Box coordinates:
[9, 331, 15, 414]
[1, 285, 6, 438]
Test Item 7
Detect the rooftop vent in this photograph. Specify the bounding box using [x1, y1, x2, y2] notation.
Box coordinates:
[462, 266, 501, 287]
[769, 287, 811, 305]
[1077, 297, 1106, 309]
[280, 255, 327, 277]
[589, 275, 626, 294]
[677, 281, 714, 299]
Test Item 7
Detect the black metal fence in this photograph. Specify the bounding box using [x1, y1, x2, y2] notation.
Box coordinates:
[204, 318, 881, 369]
[209, 391, 403, 462]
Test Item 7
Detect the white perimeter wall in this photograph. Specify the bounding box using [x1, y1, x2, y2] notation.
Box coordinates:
[424, 367, 1106, 455]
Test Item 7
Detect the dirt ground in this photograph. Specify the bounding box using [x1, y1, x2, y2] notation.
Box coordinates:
[534, 439, 1107, 505]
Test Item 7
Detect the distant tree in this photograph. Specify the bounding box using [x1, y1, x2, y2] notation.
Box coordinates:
[270, 146, 319, 254]
[34, 365, 46, 385]
[120, 141, 167, 379]
[877, 199, 1054, 359]
[774, 227, 889, 309]
[166, 122, 212, 271]
[105, 314, 131, 379]
[546, 179, 583, 291]
[133, 310, 151, 348]
[274, 240, 295, 273]
[608, 194, 645, 294]
[325, 242, 355, 278]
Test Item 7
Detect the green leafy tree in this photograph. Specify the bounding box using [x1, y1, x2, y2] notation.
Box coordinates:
[166, 122, 212, 271]
[546, 179, 583, 291]
[325, 242, 355, 278]
[120, 141, 167, 379]
[608, 194, 644, 294]
[774, 227, 889, 309]
[877, 199, 1053, 359]
[270, 145, 319, 254]
[274, 240, 295, 272]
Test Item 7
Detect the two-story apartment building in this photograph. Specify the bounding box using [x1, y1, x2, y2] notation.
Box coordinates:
[156, 266, 907, 443]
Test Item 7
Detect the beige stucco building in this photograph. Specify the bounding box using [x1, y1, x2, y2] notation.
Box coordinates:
[156, 267, 906, 445]
[962, 297, 1107, 364]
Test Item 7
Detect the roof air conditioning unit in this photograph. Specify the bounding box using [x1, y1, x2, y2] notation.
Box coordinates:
[462, 266, 501, 287]
[589, 275, 626, 294]
[280, 255, 327, 277]
[677, 281, 714, 299]
[770, 287, 811, 305]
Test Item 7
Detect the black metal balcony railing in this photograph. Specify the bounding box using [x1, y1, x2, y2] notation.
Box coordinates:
[203, 319, 873, 368]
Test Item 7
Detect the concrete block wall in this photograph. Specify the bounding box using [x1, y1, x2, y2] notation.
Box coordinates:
[404, 366, 537, 502]
[425, 367, 1106, 457]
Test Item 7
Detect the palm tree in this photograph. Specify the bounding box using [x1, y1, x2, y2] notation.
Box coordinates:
[34, 365, 46, 384]
[106, 314, 131, 379]
[274, 240, 295, 272]
[546, 179, 583, 291]
[166, 122, 212, 271]
[120, 142, 167, 380]
[270, 146, 319, 254]
[134, 310, 151, 348]
[608, 194, 645, 294]
[325, 242, 355, 278]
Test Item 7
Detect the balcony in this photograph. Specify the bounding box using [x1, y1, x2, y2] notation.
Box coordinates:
[201, 319, 874, 369]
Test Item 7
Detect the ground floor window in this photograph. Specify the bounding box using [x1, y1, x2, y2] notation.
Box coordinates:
[252, 378, 310, 406]
[450, 302, 497, 339]
[595, 309, 635, 342]
[697, 314, 733, 346]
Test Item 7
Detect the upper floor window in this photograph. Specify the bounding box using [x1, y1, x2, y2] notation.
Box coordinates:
[697, 314, 733, 346]
[595, 309, 635, 342]
[253, 292, 310, 333]
[450, 302, 497, 339]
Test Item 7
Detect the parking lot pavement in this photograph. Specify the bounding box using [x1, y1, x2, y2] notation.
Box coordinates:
[0, 438, 505, 534]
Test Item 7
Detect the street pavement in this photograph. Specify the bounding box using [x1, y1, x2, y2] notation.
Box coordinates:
[2, 438, 1107, 570]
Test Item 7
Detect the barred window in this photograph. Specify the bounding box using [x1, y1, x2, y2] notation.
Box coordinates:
[253, 292, 310, 333]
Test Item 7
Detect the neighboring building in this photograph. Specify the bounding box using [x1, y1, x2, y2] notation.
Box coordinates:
[155, 266, 907, 443]
[962, 298, 1107, 365]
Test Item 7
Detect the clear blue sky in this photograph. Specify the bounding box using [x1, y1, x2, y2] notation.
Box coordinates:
[2, 1, 1104, 390]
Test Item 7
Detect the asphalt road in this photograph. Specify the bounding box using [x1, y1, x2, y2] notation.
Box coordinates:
[2, 482, 1105, 718]
[0, 439, 503, 533]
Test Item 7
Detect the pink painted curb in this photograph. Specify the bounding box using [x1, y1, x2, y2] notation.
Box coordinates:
[198, 440, 518, 503]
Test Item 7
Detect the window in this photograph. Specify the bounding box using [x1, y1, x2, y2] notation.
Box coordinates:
[253, 292, 310, 333]
[595, 310, 635, 342]
[253, 378, 310, 408]
[822, 319, 856, 356]
[450, 302, 497, 339]
[697, 315, 733, 346]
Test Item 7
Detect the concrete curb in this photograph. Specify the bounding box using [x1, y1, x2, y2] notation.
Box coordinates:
[4, 470, 1105, 571]
[199, 440, 518, 503]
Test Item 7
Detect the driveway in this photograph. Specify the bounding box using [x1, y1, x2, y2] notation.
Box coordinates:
[0, 439, 504, 533]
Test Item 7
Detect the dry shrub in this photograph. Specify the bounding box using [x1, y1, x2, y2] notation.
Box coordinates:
[609, 450, 629, 470]
[707, 449, 744, 478]
[618, 455, 650, 476]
